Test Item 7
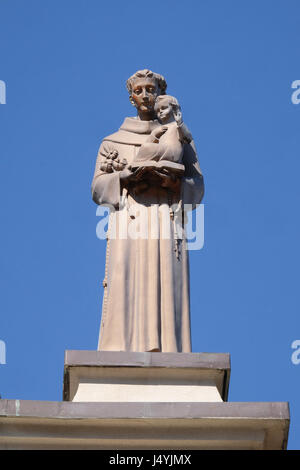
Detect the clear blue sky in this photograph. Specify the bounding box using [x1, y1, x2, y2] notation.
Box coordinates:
[0, 0, 299, 449]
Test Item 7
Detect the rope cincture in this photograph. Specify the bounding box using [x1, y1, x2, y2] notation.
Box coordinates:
[168, 190, 182, 261]
[101, 215, 111, 331]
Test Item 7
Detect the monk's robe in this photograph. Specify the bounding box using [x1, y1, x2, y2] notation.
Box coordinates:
[92, 117, 204, 352]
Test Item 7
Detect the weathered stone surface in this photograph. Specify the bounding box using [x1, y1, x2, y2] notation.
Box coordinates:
[0, 399, 289, 449]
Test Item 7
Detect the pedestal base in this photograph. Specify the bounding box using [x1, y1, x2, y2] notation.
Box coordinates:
[63, 351, 230, 403]
[0, 400, 289, 450]
[0, 351, 290, 450]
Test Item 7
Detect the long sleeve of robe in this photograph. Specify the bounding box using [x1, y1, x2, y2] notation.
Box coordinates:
[91, 117, 204, 352]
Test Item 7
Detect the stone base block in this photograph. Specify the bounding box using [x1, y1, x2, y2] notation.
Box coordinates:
[0, 400, 289, 450]
[63, 351, 230, 403]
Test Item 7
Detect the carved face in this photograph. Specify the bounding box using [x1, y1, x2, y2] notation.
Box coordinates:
[130, 78, 159, 115]
[155, 98, 173, 123]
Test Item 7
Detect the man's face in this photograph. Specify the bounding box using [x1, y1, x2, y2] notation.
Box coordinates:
[130, 78, 159, 115]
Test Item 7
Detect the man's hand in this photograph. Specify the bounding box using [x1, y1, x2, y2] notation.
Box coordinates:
[120, 165, 181, 194]
[151, 169, 181, 193]
[119, 166, 150, 189]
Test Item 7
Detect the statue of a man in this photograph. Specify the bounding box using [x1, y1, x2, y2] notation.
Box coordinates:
[91, 69, 204, 352]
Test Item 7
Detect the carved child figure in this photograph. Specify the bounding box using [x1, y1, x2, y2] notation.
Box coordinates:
[132, 95, 192, 171]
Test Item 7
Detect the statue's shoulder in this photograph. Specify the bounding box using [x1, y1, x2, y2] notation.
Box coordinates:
[100, 117, 154, 146]
[100, 117, 132, 144]
[102, 130, 123, 143]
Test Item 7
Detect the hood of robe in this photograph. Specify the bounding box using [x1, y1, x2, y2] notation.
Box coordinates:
[103, 117, 160, 146]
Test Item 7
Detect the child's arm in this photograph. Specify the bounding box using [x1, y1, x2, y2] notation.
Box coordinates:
[177, 122, 193, 144]
[146, 126, 168, 143]
[172, 104, 193, 144]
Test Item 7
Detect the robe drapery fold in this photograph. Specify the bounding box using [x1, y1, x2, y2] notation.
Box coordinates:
[92, 117, 204, 352]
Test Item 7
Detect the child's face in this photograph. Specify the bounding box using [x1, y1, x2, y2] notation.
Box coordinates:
[155, 98, 173, 123]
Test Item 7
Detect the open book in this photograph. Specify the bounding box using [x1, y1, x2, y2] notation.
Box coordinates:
[131, 160, 185, 175]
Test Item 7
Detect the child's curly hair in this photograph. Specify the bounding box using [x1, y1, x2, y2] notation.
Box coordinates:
[154, 95, 181, 113]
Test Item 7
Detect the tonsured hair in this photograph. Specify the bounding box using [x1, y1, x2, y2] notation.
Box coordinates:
[126, 69, 167, 95]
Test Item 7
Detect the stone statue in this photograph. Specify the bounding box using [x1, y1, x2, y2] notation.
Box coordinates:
[91, 69, 204, 352]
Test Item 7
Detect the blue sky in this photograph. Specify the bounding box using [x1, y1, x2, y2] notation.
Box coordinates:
[0, 0, 299, 449]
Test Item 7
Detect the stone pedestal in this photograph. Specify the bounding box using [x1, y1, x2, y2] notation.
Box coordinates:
[0, 351, 290, 450]
[63, 351, 230, 403]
